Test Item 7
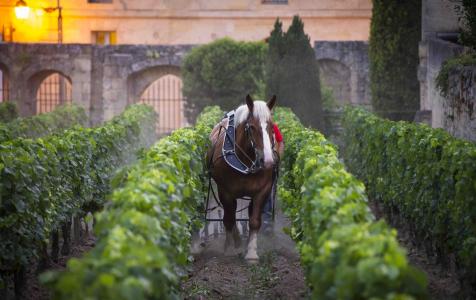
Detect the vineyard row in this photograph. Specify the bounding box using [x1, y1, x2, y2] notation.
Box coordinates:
[0, 104, 156, 293]
[342, 107, 476, 297]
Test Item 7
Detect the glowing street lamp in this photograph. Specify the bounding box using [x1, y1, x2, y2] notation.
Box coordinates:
[15, 0, 30, 20]
[14, 0, 63, 44]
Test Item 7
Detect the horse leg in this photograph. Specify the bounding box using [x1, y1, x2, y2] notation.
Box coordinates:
[220, 190, 239, 255]
[245, 190, 268, 262]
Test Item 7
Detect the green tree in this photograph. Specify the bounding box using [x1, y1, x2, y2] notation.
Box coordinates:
[182, 38, 266, 122]
[369, 0, 421, 121]
[265, 16, 323, 129]
[265, 19, 285, 102]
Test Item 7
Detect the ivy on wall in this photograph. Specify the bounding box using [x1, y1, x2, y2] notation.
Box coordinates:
[369, 0, 421, 121]
[460, 0, 476, 49]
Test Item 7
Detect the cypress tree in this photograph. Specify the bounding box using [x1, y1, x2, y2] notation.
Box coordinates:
[265, 19, 285, 102]
[265, 16, 323, 129]
[369, 0, 421, 121]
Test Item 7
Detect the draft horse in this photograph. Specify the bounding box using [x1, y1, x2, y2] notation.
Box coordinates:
[207, 95, 277, 262]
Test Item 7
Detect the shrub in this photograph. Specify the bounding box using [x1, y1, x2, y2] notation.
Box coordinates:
[0, 104, 156, 289]
[0, 104, 87, 143]
[0, 102, 18, 122]
[42, 107, 223, 300]
[369, 0, 421, 121]
[342, 107, 476, 298]
[275, 107, 428, 299]
[321, 84, 338, 110]
[182, 38, 266, 121]
[265, 17, 323, 129]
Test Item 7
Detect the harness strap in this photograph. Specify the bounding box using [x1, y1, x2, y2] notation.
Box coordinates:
[222, 110, 257, 175]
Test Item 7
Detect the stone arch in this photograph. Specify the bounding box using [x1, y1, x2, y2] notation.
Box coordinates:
[127, 65, 185, 135]
[127, 65, 181, 103]
[314, 41, 370, 108]
[28, 70, 72, 114]
[318, 59, 351, 107]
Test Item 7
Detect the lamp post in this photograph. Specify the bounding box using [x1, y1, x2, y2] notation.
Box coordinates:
[15, 0, 63, 44]
[44, 0, 63, 44]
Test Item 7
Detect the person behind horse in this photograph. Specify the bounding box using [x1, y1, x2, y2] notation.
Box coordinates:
[262, 123, 284, 234]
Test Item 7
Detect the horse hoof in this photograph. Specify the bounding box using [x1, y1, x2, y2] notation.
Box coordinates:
[244, 252, 259, 262]
[245, 258, 259, 264]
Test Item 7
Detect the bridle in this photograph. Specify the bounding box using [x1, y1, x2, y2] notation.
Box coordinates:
[209, 111, 275, 175]
[243, 116, 265, 173]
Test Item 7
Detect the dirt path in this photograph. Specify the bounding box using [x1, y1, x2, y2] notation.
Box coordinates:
[181, 210, 308, 299]
[22, 235, 96, 300]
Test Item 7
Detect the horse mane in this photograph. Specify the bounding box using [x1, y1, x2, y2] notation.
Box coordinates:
[235, 101, 271, 125]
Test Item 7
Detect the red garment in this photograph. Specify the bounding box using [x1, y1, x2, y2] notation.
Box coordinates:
[273, 123, 283, 143]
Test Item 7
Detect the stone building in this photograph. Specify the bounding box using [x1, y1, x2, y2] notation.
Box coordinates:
[418, 0, 476, 141]
[0, 0, 372, 133]
[0, 0, 371, 44]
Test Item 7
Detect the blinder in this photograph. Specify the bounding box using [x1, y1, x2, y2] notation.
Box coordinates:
[222, 110, 267, 174]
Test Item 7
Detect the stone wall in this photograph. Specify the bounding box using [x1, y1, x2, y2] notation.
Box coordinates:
[416, 0, 476, 142]
[0, 41, 369, 127]
[444, 66, 476, 141]
[315, 41, 370, 108]
[418, 38, 464, 127]
[0, 43, 193, 124]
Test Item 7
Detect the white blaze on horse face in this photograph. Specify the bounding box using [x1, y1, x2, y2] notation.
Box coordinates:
[261, 121, 273, 167]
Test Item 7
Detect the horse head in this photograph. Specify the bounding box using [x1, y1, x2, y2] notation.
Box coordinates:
[235, 94, 277, 170]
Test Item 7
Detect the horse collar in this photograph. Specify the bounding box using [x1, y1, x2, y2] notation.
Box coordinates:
[222, 110, 259, 175]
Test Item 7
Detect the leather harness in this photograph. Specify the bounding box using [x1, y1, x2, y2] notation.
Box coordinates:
[222, 110, 261, 175]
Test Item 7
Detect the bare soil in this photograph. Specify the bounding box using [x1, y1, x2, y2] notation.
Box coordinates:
[4, 235, 96, 300]
[369, 200, 461, 300]
[181, 210, 308, 300]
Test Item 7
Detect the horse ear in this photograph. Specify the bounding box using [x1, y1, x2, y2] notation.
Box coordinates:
[267, 95, 277, 110]
[246, 94, 254, 112]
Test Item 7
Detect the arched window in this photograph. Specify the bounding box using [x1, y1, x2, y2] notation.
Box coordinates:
[0, 67, 9, 102]
[36, 72, 72, 114]
[139, 74, 187, 135]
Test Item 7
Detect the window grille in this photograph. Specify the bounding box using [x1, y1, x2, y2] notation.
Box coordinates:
[92, 31, 117, 45]
[139, 74, 187, 136]
[36, 73, 72, 114]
